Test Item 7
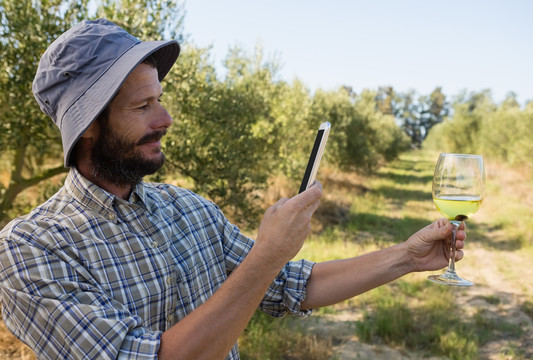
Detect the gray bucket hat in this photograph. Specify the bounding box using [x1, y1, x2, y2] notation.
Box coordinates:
[32, 18, 180, 167]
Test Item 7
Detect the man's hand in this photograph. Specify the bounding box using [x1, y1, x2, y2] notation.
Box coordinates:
[406, 218, 467, 272]
[254, 182, 322, 268]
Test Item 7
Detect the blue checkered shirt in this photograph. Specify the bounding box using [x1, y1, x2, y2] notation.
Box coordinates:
[0, 168, 314, 359]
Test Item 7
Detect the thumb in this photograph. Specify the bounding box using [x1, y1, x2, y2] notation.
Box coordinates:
[293, 181, 322, 208]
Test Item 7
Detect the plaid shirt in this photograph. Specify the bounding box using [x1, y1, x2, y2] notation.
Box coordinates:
[0, 168, 314, 360]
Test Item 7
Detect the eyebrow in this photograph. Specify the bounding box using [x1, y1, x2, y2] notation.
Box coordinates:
[130, 91, 164, 106]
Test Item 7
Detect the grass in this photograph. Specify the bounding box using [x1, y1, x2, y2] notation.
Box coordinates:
[239, 149, 533, 359]
[238, 311, 333, 360]
[353, 280, 525, 360]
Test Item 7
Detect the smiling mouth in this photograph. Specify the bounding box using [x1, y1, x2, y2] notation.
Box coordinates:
[137, 129, 167, 146]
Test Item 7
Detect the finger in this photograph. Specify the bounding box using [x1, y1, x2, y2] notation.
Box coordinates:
[455, 222, 466, 240]
[455, 228, 466, 241]
[308, 180, 323, 194]
[439, 218, 449, 227]
[455, 249, 464, 261]
[429, 218, 450, 230]
[434, 218, 454, 238]
[292, 181, 322, 208]
[420, 220, 453, 245]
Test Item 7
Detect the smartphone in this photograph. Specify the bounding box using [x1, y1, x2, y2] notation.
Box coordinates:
[298, 121, 331, 194]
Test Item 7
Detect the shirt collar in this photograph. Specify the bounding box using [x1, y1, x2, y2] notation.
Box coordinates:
[65, 168, 152, 220]
[129, 180, 153, 211]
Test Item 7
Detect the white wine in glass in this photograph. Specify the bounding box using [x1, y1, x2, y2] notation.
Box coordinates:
[428, 153, 485, 287]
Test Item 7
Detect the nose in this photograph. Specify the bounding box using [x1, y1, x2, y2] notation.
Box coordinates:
[153, 103, 173, 130]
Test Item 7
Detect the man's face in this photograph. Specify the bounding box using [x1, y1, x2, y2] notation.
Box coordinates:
[90, 63, 173, 187]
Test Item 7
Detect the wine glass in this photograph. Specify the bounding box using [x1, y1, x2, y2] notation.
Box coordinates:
[428, 153, 485, 287]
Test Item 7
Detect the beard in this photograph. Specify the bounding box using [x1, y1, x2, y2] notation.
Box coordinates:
[90, 122, 167, 189]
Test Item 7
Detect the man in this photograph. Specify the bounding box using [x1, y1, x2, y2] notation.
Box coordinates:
[0, 19, 466, 359]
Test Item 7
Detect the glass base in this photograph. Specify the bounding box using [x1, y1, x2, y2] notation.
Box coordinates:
[428, 270, 474, 287]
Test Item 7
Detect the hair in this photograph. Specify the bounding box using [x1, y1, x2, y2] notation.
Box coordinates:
[142, 54, 158, 68]
[69, 54, 159, 167]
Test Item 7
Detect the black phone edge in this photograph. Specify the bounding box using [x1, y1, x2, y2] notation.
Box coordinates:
[298, 129, 325, 194]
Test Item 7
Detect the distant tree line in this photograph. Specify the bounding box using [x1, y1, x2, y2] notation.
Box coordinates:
[2, 0, 530, 227]
[376, 86, 450, 148]
[424, 90, 533, 167]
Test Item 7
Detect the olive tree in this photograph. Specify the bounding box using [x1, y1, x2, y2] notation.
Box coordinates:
[0, 0, 91, 221]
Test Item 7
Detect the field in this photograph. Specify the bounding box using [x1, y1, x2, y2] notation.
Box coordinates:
[1, 150, 532, 359]
[239, 150, 533, 359]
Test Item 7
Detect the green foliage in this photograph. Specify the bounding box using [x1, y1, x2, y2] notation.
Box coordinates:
[358, 90, 411, 163]
[480, 100, 533, 166]
[267, 79, 314, 182]
[376, 86, 450, 148]
[0, 0, 89, 219]
[311, 88, 409, 174]
[96, 0, 184, 40]
[162, 45, 409, 227]
[435, 90, 494, 154]
[311, 88, 373, 171]
[424, 90, 533, 168]
[163, 45, 282, 226]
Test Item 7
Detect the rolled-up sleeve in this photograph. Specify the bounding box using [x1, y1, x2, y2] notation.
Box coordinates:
[259, 259, 315, 317]
[216, 207, 316, 318]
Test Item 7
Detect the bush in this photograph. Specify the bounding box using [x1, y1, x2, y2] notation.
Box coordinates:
[424, 90, 533, 169]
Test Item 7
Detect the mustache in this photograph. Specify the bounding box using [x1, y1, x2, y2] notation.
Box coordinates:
[136, 129, 167, 146]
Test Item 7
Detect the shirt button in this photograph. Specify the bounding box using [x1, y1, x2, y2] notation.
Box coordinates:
[151, 241, 159, 248]
[108, 213, 116, 220]
[166, 277, 173, 285]
[167, 314, 174, 322]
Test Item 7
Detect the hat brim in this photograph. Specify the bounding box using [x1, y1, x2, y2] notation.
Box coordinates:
[61, 39, 180, 167]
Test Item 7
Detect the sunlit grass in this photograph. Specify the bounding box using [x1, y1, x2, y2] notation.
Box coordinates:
[239, 311, 333, 360]
[296, 229, 378, 262]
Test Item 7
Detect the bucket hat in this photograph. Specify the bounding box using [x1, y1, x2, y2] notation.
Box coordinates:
[32, 18, 180, 167]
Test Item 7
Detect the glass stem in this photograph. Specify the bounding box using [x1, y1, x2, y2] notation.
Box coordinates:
[447, 221, 460, 273]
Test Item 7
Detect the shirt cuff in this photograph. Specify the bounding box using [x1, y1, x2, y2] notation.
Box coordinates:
[259, 259, 315, 317]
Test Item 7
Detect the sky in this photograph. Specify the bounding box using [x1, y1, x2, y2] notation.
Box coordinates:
[182, 0, 533, 105]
